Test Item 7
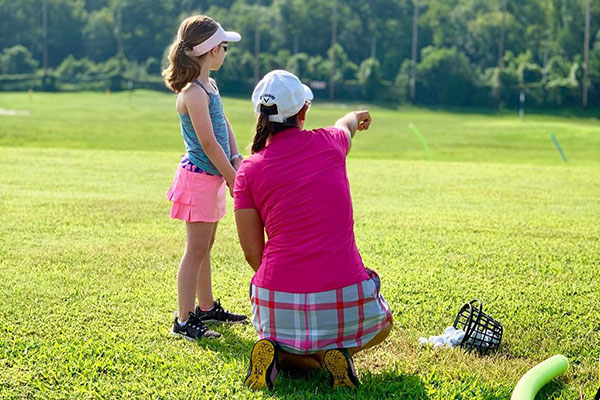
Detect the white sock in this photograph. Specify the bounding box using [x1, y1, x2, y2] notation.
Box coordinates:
[177, 318, 188, 327]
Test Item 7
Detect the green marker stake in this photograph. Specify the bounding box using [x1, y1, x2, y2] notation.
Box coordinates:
[408, 123, 432, 161]
[595, 359, 600, 400]
[550, 132, 568, 163]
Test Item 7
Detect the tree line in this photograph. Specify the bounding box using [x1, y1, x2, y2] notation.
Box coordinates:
[0, 0, 598, 108]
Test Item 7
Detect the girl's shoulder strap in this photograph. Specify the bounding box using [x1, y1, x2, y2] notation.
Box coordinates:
[192, 80, 211, 95]
[208, 78, 219, 93]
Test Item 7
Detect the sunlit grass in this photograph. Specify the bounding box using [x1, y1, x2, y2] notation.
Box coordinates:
[1, 90, 598, 165]
[0, 91, 599, 399]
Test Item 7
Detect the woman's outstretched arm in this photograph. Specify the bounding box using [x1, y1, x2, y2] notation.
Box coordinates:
[334, 110, 372, 153]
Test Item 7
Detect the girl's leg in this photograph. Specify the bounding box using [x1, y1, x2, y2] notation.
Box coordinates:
[195, 222, 218, 310]
[177, 221, 216, 322]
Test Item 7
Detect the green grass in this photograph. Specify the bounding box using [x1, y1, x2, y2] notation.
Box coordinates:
[1, 90, 599, 165]
[1, 91, 599, 399]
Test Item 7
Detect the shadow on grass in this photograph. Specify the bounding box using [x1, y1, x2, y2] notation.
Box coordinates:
[260, 367, 428, 399]
[358, 371, 429, 399]
[534, 379, 567, 400]
[190, 322, 256, 363]
[201, 327, 429, 399]
[186, 332, 565, 399]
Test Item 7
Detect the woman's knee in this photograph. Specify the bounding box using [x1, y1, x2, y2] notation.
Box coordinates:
[351, 320, 393, 356]
[379, 320, 393, 341]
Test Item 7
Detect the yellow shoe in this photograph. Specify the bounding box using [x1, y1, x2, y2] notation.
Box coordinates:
[324, 348, 359, 389]
[244, 339, 279, 390]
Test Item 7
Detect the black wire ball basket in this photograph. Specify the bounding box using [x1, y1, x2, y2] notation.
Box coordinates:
[453, 299, 503, 352]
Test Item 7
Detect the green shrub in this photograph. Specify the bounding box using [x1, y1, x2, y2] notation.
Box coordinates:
[55, 55, 98, 81]
[416, 46, 477, 106]
[0, 45, 39, 74]
[358, 58, 382, 101]
[286, 52, 310, 80]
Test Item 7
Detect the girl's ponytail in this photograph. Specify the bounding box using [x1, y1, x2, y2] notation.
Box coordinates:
[163, 41, 201, 93]
[162, 16, 218, 93]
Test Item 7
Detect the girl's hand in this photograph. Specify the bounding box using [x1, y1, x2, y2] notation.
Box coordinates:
[226, 179, 235, 198]
[232, 157, 243, 171]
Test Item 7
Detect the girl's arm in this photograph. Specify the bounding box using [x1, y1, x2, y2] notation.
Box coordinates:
[211, 78, 242, 169]
[225, 116, 243, 170]
[185, 86, 236, 187]
[234, 208, 264, 272]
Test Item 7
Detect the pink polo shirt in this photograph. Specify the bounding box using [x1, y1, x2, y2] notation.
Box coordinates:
[234, 126, 369, 293]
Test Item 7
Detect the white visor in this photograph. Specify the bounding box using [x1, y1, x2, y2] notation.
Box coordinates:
[192, 23, 241, 56]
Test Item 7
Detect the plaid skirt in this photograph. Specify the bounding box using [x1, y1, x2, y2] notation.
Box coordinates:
[249, 269, 393, 355]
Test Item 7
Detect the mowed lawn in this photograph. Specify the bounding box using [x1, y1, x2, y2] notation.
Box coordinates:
[0, 91, 599, 399]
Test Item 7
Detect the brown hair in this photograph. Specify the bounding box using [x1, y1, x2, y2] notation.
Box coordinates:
[252, 105, 302, 153]
[162, 15, 219, 93]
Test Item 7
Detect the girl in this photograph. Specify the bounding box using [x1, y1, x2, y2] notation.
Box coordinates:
[162, 15, 247, 341]
[234, 70, 393, 389]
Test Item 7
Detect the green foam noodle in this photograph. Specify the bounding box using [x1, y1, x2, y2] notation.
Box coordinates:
[511, 355, 569, 400]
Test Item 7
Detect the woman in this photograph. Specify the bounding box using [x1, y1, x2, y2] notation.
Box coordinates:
[234, 70, 392, 390]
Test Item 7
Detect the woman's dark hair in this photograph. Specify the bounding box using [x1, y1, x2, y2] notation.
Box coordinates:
[251, 104, 302, 153]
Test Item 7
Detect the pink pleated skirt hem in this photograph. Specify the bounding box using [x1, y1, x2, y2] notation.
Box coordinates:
[166, 166, 226, 223]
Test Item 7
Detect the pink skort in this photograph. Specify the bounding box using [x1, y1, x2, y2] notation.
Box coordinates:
[166, 166, 226, 223]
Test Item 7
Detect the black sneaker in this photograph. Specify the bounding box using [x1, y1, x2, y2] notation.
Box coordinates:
[196, 300, 248, 324]
[171, 311, 221, 341]
[244, 339, 279, 390]
[323, 348, 359, 389]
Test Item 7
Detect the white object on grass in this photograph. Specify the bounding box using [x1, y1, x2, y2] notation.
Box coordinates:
[466, 329, 496, 347]
[418, 326, 466, 348]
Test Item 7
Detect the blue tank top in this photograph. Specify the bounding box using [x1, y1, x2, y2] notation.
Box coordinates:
[178, 80, 230, 176]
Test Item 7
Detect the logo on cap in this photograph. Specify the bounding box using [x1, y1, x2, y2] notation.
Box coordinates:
[260, 93, 276, 103]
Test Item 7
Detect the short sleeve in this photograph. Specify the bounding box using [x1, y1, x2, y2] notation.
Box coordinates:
[324, 126, 350, 156]
[233, 162, 256, 210]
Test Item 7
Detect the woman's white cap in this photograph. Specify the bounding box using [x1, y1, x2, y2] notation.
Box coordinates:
[192, 23, 241, 56]
[252, 70, 313, 123]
